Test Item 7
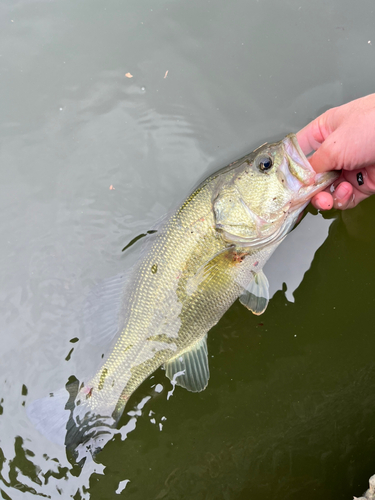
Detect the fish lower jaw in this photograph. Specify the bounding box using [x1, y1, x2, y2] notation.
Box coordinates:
[217, 220, 292, 249]
[216, 225, 255, 243]
[216, 220, 280, 242]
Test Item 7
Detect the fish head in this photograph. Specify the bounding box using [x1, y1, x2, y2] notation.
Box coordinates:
[213, 133, 339, 247]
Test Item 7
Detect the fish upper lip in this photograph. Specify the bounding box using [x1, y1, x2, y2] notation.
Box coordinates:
[288, 134, 308, 163]
[283, 134, 313, 170]
[282, 133, 339, 204]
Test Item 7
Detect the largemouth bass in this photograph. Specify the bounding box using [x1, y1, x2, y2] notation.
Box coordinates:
[28, 134, 337, 461]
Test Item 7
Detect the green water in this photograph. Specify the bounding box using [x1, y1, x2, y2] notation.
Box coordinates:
[1, 0, 375, 498]
[88, 203, 375, 500]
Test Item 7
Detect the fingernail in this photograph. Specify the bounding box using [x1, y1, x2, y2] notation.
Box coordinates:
[335, 184, 350, 199]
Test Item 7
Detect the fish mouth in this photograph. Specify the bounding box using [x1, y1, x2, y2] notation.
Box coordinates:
[281, 133, 339, 208]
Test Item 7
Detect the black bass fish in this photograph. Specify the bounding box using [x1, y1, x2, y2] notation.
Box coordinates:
[28, 134, 337, 461]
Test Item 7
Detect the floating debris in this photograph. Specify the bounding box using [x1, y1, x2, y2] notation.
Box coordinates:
[125, 72, 133, 78]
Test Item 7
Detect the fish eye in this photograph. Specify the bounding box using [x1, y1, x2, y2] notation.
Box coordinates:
[256, 155, 273, 172]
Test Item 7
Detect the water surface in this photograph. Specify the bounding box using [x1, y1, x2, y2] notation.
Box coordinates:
[1, 0, 375, 498]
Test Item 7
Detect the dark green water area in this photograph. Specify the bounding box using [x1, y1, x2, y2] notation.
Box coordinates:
[90, 202, 375, 500]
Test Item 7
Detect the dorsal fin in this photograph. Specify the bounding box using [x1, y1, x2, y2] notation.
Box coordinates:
[82, 272, 132, 346]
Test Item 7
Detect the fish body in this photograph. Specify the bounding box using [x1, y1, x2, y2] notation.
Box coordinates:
[27, 134, 337, 460]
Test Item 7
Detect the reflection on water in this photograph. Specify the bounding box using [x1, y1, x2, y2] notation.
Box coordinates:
[2, 0, 375, 498]
[265, 211, 335, 302]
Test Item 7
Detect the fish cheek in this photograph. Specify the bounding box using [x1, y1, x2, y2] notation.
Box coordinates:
[213, 191, 238, 226]
[240, 175, 287, 221]
[213, 190, 257, 238]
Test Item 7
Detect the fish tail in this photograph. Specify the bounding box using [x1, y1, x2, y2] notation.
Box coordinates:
[27, 385, 73, 447]
[27, 379, 117, 464]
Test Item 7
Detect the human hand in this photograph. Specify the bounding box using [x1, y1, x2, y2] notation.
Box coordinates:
[296, 94, 375, 210]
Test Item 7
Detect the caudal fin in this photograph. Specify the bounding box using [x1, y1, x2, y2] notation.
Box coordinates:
[27, 387, 71, 446]
[27, 380, 117, 464]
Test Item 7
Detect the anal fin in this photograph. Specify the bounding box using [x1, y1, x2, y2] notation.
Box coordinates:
[164, 335, 209, 393]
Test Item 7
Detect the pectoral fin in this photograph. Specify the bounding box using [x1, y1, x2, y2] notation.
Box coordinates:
[240, 270, 269, 315]
[186, 246, 235, 295]
[164, 335, 209, 392]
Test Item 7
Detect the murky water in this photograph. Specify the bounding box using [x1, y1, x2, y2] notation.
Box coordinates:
[1, 0, 375, 498]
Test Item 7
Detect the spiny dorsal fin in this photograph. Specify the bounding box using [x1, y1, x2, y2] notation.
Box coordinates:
[164, 335, 209, 393]
[239, 270, 269, 315]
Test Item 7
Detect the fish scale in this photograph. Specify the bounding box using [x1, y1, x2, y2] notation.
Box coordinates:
[83, 168, 279, 415]
[79, 174, 236, 416]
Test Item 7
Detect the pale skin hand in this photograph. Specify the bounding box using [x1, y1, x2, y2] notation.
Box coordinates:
[296, 94, 375, 210]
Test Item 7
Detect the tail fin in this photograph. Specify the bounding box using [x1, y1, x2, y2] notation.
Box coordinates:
[27, 379, 117, 464]
[27, 386, 71, 446]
